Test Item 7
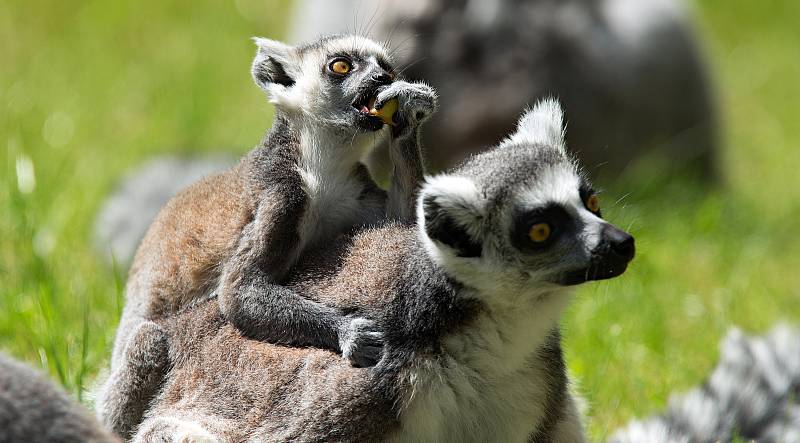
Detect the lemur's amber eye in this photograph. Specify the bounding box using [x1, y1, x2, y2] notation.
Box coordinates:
[330, 60, 351, 75]
[586, 195, 600, 213]
[529, 223, 551, 243]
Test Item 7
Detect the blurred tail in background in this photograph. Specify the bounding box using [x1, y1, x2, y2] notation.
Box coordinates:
[611, 325, 800, 443]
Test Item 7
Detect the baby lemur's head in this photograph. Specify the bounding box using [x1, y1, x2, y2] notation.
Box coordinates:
[418, 99, 635, 299]
[252, 34, 396, 133]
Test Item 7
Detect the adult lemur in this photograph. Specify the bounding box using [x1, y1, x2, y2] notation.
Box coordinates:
[98, 34, 437, 438]
[114, 100, 636, 442]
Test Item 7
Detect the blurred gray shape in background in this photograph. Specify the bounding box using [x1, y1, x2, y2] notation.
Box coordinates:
[93, 155, 235, 268]
[290, 0, 719, 181]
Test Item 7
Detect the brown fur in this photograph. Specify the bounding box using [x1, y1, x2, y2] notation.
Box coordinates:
[101, 69, 438, 436]
[139, 227, 416, 441]
[135, 220, 587, 442]
[131, 165, 251, 318]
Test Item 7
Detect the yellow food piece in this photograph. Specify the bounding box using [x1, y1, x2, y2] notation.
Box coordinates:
[369, 97, 399, 126]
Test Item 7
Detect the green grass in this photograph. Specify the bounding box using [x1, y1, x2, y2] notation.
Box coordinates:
[0, 0, 289, 392]
[1, 0, 798, 439]
[565, 0, 800, 437]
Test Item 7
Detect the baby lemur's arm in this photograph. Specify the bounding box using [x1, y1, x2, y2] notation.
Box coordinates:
[383, 81, 438, 222]
[216, 182, 383, 367]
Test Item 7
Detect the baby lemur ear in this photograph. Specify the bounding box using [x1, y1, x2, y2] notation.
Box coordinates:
[418, 175, 485, 258]
[251, 37, 296, 90]
[510, 98, 566, 151]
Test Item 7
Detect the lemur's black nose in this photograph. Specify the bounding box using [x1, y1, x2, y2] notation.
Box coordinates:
[602, 224, 635, 262]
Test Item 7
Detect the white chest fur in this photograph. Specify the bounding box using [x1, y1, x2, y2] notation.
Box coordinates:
[295, 128, 376, 250]
[297, 160, 364, 247]
[389, 293, 577, 443]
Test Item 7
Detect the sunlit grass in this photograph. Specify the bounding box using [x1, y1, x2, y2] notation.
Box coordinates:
[1, 0, 798, 440]
[0, 0, 289, 395]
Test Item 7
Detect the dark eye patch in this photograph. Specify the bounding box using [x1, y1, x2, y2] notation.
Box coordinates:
[512, 203, 574, 252]
[578, 183, 595, 201]
[579, 183, 602, 217]
[376, 57, 395, 75]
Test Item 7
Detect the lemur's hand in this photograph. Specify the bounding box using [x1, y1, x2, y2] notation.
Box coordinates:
[375, 81, 438, 139]
[338, 315, 384, 368]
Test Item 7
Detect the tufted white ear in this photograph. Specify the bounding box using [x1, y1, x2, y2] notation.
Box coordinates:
[510, 98, 566, 151]
[417, 175, 486, 258]
[251, 37, 298, 107]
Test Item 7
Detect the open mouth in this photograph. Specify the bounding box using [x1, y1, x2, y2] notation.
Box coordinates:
[351, 89, 385, 131]
[352, 92, 379, 116]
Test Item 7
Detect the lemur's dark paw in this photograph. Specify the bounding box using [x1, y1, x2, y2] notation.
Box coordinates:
[339, 316, 384, 368]
[375, 81, 438, 138]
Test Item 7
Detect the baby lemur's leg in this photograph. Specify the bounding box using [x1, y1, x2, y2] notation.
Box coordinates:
[380, 81, 439, 222]
[217, 187, 383, 368]
[96, 320, 169, 440]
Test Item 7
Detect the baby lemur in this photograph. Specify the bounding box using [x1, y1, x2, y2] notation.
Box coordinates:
[98, 34, 436, 438]
[110, 100, 636, 442]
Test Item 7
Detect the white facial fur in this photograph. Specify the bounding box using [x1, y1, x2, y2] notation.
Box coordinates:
[515, 163, 607, 258]
[252, 35, 394, 127]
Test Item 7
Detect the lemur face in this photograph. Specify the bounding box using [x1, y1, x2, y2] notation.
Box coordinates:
[419, 99, 635, 295]
[501, 156, 634, 286]
[251, 35, 395, 132]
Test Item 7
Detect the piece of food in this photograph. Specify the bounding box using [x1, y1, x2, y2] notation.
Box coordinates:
[368, 97, 398, 126]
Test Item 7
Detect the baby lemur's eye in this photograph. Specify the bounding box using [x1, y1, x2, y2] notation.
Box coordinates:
[585, 195, 601, 214]
[329, 59, 351, 75]
[529, 223, 551, 243]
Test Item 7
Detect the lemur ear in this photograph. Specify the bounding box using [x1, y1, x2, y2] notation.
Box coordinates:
[511, 98, 566, 151]
[251, 37, 296, 90]
[418, 175, 485, 258]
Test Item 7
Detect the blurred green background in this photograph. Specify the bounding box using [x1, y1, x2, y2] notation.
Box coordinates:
[1, 0, 798, 438]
